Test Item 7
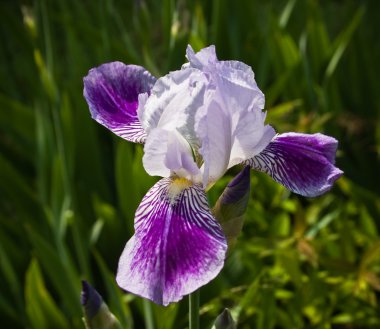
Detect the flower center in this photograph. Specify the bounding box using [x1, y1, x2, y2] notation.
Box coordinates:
[167, 177, 193, 204]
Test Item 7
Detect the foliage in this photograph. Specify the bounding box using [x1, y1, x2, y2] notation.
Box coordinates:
[0, 0, 379, 328]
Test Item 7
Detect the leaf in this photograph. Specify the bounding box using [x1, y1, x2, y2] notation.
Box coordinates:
[25, 259, 69, 329]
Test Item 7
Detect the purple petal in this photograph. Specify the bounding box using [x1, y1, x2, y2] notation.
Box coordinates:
[246, 133, 343, 197]
[83, 62, 156, 143]
[116, 178, 227, 306]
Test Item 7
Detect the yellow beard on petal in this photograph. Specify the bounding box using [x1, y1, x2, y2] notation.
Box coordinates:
[167, 177, 193, 204]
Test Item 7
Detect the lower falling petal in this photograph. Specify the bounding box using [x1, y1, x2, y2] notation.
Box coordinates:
[116, 178, 227, 306]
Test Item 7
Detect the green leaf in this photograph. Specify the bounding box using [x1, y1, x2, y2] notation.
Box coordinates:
[25, 259, 69, 329]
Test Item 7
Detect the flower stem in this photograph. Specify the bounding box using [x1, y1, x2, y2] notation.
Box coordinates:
[189, 290, 200, 329]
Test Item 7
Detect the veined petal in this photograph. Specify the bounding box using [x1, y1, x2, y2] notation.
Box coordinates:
[116, 178, 227, 306]
[83, 62, 156, 143]
[246, 133, 343, 197]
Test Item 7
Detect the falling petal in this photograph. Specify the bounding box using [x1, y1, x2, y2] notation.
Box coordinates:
[246, 133, 343, 197]
[83, 62, 156, 143]
[116, 178, 227, 306]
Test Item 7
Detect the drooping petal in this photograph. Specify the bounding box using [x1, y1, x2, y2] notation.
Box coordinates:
[83, 62, 156, 143]
[116, 178, 227, 306]
[245, 133, 343, 197]
[139, 68, 208, 148]
[143, 128, 200, 180]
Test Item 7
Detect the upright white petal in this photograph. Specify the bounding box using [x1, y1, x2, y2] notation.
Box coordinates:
[139, 68, 208, 149]
[196, 91, 232, 187]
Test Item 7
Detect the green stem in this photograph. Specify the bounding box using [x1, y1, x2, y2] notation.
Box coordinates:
[143, 299, 155, 329]
[189, 290, 200, 329]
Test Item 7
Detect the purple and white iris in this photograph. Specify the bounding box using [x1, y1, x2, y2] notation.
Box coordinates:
[83, 45, 343, 306]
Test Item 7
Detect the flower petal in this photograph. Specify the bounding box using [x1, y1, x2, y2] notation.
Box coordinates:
[196, 96, 232, 187]
[83, 62, 156, 143]
[139, 68, 208, 148]
[116, 178, 227, 306]
[185, 45, 218, 69]
[245, 133, 343, 197]
[143, 128, 200, 180]
[214, 60, 265, 113]
[196, 93, 274, 186]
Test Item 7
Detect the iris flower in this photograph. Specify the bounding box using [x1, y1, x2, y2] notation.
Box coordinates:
[83, 45, 342, 306]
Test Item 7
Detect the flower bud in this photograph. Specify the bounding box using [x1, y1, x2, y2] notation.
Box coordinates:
[213, 308, 236, 329]
[213, 166, 250, 245]
[81, 280, 122, 329]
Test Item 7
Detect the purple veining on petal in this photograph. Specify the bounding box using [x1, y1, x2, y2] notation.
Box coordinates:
[116, 178, 227, 306]
[81, 280, 103, 319]
[83, 62, 156, 143]
[246, 133, 343, 197]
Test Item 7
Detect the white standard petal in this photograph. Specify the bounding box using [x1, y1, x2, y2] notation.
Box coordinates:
[139, 68, 208, 149]
[143, 128, 200, 180]
[215, 60, 265, 114]
[196, 92, 232, 187]
[185, 45, 218, 70]
[229, 112, 276, 168]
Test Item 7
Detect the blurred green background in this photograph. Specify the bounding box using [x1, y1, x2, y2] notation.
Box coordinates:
[0, 0, 379, 328]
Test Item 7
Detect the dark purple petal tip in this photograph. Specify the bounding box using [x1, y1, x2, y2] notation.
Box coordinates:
[83, 62, 156, 143]
[81, 280, 103, 318]
[246, 133, 343, 197]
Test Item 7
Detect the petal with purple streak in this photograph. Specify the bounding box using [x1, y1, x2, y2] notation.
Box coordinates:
[245, 133, 343, 197]
[116, 178, 227, 306]
[83, 62, 156, 143]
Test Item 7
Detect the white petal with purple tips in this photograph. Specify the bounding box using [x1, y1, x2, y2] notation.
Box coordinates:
[83, 62, 156, 143]
[116, 178, 227, 306]
[246, 133, 343, 197]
